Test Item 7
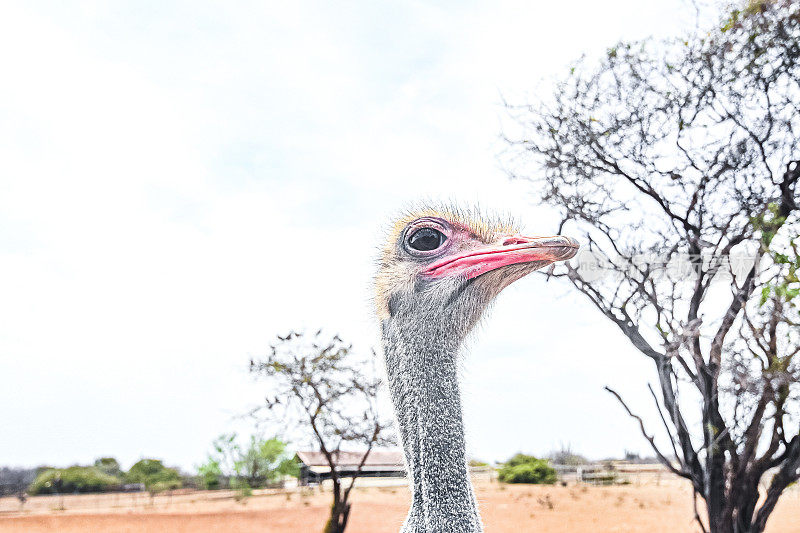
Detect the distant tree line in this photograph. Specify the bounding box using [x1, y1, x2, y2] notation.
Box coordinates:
[27, 457, 182, 496]
[1, 434, 299, 505]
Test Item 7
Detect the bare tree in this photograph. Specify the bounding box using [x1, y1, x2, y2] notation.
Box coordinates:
[503, 2, 799, 532]
[249, 330, 393, 533]
[0, 467, 36, 511]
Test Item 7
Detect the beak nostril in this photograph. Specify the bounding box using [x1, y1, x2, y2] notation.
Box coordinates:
[502, 237, 528, 246]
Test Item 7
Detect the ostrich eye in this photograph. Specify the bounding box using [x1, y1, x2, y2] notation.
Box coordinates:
[408, 227, 446, 251]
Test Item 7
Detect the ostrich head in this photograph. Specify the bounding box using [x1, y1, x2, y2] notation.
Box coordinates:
[375, 205, 579, 533]
[376, 208, 578, 533]
[376, 205, 578, 344]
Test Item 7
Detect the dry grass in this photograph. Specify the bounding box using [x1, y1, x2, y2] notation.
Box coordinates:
[1, 481, 799, 532]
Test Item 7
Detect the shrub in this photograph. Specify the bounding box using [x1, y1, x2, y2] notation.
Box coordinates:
[197, 458, 222, 490]
[231, 477, 252, 502]
[503, 453, 539, 468]
[498, 454, 557, 485]
[28, 467, 121, 495]
[126, 459, 182, 491]
[94, 457, 122, 477]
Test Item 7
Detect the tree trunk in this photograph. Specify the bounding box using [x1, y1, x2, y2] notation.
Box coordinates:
[323, 500, 352, 533]
[707, 494, 771, 533]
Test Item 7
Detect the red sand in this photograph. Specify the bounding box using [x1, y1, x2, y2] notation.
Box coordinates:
[1, 481, 799, 532]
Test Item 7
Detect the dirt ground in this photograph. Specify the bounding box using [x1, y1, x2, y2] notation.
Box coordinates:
[1, 481, 799, 533]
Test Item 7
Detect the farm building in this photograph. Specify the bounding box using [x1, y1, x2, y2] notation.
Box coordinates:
[295, 449, 406, 485]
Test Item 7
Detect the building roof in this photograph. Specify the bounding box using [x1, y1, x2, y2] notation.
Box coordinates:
[296, 449, 405, 470]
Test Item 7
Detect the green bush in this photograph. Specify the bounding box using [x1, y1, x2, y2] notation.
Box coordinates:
[28, 467, 122, 495]
[503, 453, 540, 468]
[497, 454, 557, 485]
[235, 436, 299, 486]
[126, 459, 182, 491]
[94, 457, 122, 478]
[201, 434, 299, 490]
[198, 458, 222, 490]
[231, 477, 253, 502]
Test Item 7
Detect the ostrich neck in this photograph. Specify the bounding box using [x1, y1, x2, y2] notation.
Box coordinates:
[382, 322, 482, 533]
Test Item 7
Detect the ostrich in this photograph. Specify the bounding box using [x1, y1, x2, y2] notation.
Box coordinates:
[375, 205, 578, 533]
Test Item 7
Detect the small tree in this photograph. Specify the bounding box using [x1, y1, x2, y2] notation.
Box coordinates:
[197, 458, 223, 490]
[126, 459, 182, 501]
[249, 330, 393, 533]
[237, 436, 299, 487]
[199, 433, 298, 492]
[504, 1, 799, 531]
[0, 467, 37, 510]
[548, 444, 588, 466]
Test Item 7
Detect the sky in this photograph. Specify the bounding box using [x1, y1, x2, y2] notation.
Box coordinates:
[0, 1, 710, 471]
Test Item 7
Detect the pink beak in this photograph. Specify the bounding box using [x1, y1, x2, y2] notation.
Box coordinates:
[422, 235, 579, 280]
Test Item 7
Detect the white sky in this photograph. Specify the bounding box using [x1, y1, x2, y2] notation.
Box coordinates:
[0, 1, 707, 471]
